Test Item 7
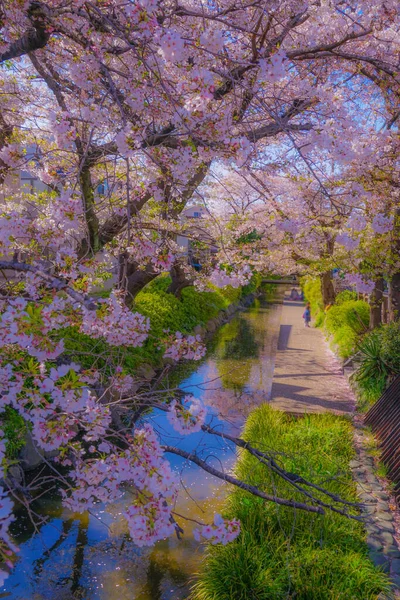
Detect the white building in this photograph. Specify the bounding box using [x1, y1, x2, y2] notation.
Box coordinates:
[176, 204, 206, 255]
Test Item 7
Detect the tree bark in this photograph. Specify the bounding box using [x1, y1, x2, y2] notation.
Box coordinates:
[389, 274, 400, 321]
[79, 166, 100, 254]
[389, 207, 400, 321]
[369, 277, 384, 329]
[0, 3, 51, 63]
[320, 271, 336, 307]
[167, 261, 193, 298]
[120, 259, 158, 306]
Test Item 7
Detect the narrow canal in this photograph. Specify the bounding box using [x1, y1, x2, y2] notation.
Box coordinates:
[2, 289, 285, 600]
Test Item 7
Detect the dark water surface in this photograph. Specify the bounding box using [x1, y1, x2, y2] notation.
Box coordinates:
[2, 292, 284, 600]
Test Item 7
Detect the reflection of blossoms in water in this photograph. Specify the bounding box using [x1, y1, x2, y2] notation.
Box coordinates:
[201, 387, 269, 423]
[167, 396, 206, 434]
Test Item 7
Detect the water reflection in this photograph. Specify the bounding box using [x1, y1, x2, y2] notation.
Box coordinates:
[2, 291, 284, 599]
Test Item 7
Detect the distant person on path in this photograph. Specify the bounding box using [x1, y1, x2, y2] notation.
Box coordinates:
[290, 287, 303, 300]
[303, 302, 311, 327]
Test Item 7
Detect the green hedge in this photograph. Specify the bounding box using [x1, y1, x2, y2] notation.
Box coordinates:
[324, 300, 369, 359]
[0, 407, 28, 459]
[301, 277, 369, 359]
[191, 406, 390, 600]
[324, 300, 369, 337]
[134, 275, 240, 338]
[335, 290, 358, 305]
[56, 275, 256, 371]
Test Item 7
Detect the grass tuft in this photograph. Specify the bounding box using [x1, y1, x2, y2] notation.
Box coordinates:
[191, 406, 390, 600]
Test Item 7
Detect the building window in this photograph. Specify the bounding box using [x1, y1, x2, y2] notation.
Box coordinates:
[193, 211, 201, 218]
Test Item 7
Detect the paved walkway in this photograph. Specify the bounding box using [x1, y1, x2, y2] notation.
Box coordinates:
[270, 294, 354, 414]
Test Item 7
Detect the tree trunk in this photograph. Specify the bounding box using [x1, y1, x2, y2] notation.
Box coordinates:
[389, 207, 400, 321]
[369, 277, 384, 329]
[167, 261, 193, 298]
[389, 273, 400, 321]
[320, 271, 336, 307]
[80, 166, 100, 254]
[119, 257, 158, 306]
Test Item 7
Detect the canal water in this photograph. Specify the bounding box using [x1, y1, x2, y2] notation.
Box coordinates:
[2, 290, 285, 600]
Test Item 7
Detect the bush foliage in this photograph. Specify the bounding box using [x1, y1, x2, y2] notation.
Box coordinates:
[191, 406, 389, 600]
[56, 274, 256, 371]
[301, 276, 369, 359]
[335, 290, 358, 305]
[324, 300, 369, 358]
[324, 300, 369, 337]
[380, 321, 400, 374]
[353, 321, 400, 410]
[0, 407, 28, 459]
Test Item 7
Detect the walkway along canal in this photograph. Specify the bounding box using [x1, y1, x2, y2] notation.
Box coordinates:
[2, 288, 286, 600]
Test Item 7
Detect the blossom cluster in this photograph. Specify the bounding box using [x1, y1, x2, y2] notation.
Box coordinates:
[343, 273, 375, 294]
[163, 332, 206, 361]
[209, 265, 252, 289]
[194, 514, 241, 545]
[63, 424, 180, 547]
[0, 486, 17, 587]
[80, 292, 150, 347]
[127, 239, 175, 272]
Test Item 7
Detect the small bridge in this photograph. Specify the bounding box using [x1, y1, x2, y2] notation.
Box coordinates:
[262, 278, 299, 285]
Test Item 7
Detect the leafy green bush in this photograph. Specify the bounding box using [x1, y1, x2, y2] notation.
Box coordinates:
[241, 273, 263, 297]
[135, 275, 238, 337]
[314, 311, 326, 328]
[352, 323, 400, 411]
[352, 332, 389, 411]
[324, 300, 369, 336]
[323, 300, 369, 359]
[55, 275, 254, 371]
[0, 407, 28, 459]
[332, 325, 359, 359]
[191, 406, 389, 600]
[335, 290, 358, 305]
[380, 321, 400, 374]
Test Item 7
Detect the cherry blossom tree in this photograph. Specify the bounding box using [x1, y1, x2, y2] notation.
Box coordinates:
[1, 0, 400, 586]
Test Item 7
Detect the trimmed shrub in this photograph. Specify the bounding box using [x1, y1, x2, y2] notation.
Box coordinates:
[324, 300, 369, 336]
[301, 277, 324, 321]
[335, 290, 358, 305]
[55, 275, 256, 372]
[332, 325, 359, 359]
[323, 300, 369, 359]
[300, 276, 332, 327]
